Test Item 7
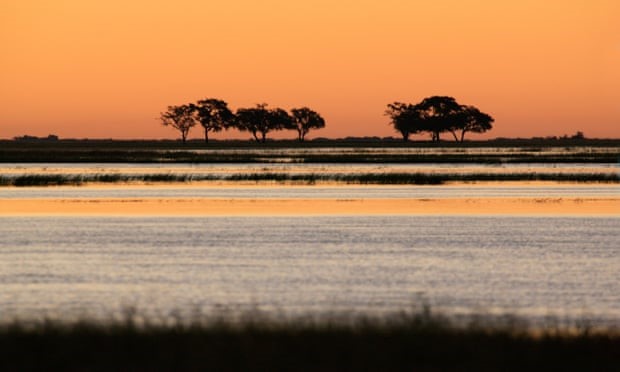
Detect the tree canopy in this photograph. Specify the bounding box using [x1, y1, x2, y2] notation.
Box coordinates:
[385, 102, 424, 142]
[454, 105, 494, 142]
[236, 104, 293, 142]
[191, 98, 235, 143]
[160, 98, 325, 143]
[386, 96, 493, 142]
[160, 104, 196, 143]
[291, 107, 325, 142]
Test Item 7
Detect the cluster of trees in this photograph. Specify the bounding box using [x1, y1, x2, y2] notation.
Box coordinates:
[13, 134, 59, 142]
[160, 99, 325, 143]
[385, 96, 494, 142]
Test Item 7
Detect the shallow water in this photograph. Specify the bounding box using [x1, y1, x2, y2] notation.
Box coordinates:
[1, 184, 618, 200]
[1, 215, 618, 325]
[2, 162, 618, 175]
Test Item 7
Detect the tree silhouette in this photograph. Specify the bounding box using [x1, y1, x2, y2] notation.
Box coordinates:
[386, 96, 493, 142]
[385, 102, 424, 141]
[160, 104, 196, 143]
[192, 98, 235, 143]
[417, 96, 463, 142]
[236, 104, 292, 142]
[290, 107, 325, 142]
[453, 105, 494, 142]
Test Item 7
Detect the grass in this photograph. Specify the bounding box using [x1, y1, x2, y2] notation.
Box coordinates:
[3, 137, 620, 149]
[1, 309, 618, 371]
[1, 139, 619, 163]
[1, 150, 618, 163]
[0, 172, 617, 186]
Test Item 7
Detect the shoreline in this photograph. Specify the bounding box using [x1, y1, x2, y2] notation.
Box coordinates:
[1, 179, 619, 188]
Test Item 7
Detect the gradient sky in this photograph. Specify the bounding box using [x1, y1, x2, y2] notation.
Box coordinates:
[1, 0, 619, 140]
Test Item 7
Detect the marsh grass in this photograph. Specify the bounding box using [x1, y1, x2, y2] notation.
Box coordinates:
[1, 308, 618, 371]
[0, 172, 617, 186]
[2, 139, 620, 163]
[2, 150, 618, 163]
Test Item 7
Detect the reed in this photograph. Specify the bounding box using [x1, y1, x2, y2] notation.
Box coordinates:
[2, 140, 619, 163]
[1, 309, 617, 371]
[1, 172, 617, 186]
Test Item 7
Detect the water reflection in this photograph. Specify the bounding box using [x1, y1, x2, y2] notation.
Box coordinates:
[1, 216, 618, 325]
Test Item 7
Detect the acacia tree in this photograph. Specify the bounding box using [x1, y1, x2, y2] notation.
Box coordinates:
[236, 104, 292, 142]
[453, 105, 494, 142]
[417, 96, 463, 142]
[386, 97, 493, 142]
[385, 102, 424, 141]
[192, 98, 235, 143]
[160, 104, 196, 143]
[290, 107, 325, 142]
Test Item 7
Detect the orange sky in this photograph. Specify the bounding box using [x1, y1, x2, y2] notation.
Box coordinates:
[1, 0, 619, 140]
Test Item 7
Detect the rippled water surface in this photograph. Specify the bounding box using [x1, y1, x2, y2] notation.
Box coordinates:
[1, 216, 618, 324]
[1, 184, 618, 199]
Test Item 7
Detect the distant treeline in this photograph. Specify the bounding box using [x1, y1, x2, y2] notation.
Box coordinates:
[385, 96, 494, 142]
[12, 134, 59, 142]
[5, 136, 606, 149]
[7, 95, 598, 145]
[160, 95, 498, 144]
[160, 99, 325, 143]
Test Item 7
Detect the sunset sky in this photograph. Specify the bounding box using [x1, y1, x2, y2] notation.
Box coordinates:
[1, 1, 619, 140]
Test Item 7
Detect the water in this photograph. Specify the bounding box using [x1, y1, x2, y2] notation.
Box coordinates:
[1, 184, 618, 199]
[2, 162, 617, 175]
[1, 215, 618, 325]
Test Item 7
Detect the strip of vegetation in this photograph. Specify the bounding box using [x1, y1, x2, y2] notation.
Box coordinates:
[1, 172, 617, 187]
[0, 310, 618, 371]
[1, 148, 619, 163]
[4, 138, 620, 149]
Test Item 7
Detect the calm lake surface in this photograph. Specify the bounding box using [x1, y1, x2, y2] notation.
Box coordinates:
[1, 215, 618, 325]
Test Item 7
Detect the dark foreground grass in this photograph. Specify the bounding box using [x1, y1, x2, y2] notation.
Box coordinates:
[0, 172, 618, 186]
[1, 312, 618, 371]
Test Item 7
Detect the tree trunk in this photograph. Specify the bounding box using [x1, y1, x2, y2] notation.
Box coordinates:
[460, 130, 467, 142]
[261, 132, 267, 143]
[450, 130, 459, 142]
[402, 132, 409, 142]
[252, 131, 259, 142]
[204, 129, 209, 143]
[181, 132, 187, 144]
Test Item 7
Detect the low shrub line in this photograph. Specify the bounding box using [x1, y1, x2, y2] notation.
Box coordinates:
[1, 172, 618, 187]
[2, 150, 619, 163]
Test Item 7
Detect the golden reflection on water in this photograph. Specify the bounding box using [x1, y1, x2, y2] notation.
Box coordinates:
[1, 164, 617, 176]
[1, 197, 618, 216]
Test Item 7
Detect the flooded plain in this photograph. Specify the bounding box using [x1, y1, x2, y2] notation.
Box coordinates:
[0, 215, 618, 325]
[0, 161, 618, 325]
[2, 162, 618, 176]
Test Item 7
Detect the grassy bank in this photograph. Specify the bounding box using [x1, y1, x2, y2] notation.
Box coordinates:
[0, 172, 618, 186]
[1, 312, 618, 371]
